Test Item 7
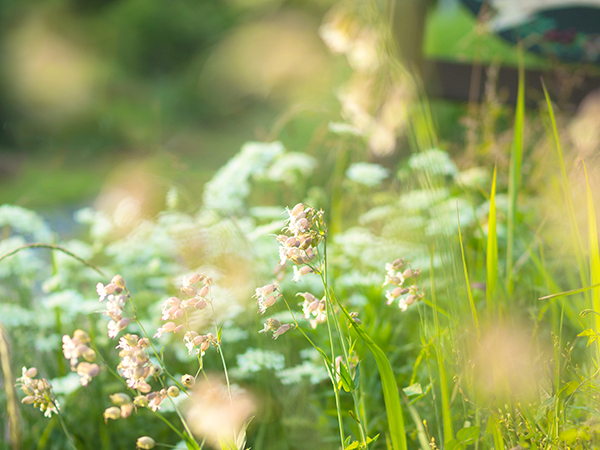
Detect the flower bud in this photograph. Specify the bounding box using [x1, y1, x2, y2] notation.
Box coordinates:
[167, 386, 180, 397]
[138, 381, 152, 394]
[120, 403, 134, 419]
[136, 436, 156, 449]
[194, 299, 207, 310]
[134, 395, 149, 408]
[199, 285, 209, 298]
[111, 275, 126, 291]
[73, 329, 91, 343]
[82, 348, 96, 362]
[182, 286, 197, 297]
[167, 297, 181, 306]
[187, 273, 201, 285]
[162, 322, 176, 333]
[402, 268, 413, 279]
[291, 203, 304, 216]
[173, 309, 184, 319]
[110, 393, 132, 406]
[181, 374, 195, 388]
[21, 396, 35, 404]
[173, 324, 184, 334]
[24, 367, 38, 378]
[103, 406, 121, 422]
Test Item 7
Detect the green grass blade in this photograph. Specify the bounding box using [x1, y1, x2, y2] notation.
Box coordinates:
[506, 53, 525, 296]
[330, 290, 407, 450]
[584, 162, 600, 361]
[542, 81, 590, 298]
[539, 283, 600, 301]
[457, 205, 480, 338]
[429, 246, 454, 443]
[486, 165, 499, 314]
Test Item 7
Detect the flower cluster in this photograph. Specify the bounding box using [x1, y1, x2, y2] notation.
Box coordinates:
[276, 203, 324, 267]
[61, 329, 100, 386]
[184, 331, 217, 356]
[103, 393, 134, 422]
[383, 259, 423, 312]
[298, 292, 327, 329]
[154, 273, 212, 339]
[97, 275, 130, 338]
[253, 284, 280, 315]
[16, 367, 59, 418]
[259, 318, 294, 340]
[116, 333, 153, 393]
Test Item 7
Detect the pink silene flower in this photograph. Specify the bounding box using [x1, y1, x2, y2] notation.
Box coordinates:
[96, 282, 116, 302]
[108, 318, 130, 339]
[253, 284, 280, 315]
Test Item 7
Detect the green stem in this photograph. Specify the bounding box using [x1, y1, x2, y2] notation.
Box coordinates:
[0, 243, 106, 277]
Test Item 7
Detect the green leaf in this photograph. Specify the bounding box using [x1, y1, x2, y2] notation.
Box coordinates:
[330, 290, 407, 450]
[402, 383, 423, 397]
[456, 426, 479, 444]
[338, 360, 355, 392]
[445, 439, 464, 450]
[345, 442, 359, 450]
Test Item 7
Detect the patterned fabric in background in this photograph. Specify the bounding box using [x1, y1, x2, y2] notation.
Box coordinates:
[460, 0, 600, 63]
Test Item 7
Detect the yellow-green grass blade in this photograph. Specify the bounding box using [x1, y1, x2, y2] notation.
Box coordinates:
[457, 205, 480, 338]
[329, 289, 407, 450]
[542, 81, 590, 299]
[429, 246, 454, 443]
[506, 52, 525, 296]
[584, 161, 600, 361]
[486, 165, 499, 314]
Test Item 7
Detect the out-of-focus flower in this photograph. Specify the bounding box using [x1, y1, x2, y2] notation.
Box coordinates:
[383, 259, 423, 312]
[136, 436, 156, 449]
[253, 284, 280, 315]
[62, 330, 100, 386]
[184, 376, 256, 448]
[258, 318, 294, 340]
[16, 367, 59, 418]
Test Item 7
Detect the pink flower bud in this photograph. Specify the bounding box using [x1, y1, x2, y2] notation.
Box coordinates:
[199, 285, 209, 298]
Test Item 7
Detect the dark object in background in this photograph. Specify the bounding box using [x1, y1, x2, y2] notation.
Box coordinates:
[460, 0, 600, 64]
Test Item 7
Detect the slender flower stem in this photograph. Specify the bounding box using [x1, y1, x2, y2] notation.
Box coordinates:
[52, 402, 79, 450]
[0, 243, 107, 277]
[321, 237, 368, 447]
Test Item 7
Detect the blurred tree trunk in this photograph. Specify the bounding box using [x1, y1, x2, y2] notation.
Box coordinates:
[392, 0, 436, 74]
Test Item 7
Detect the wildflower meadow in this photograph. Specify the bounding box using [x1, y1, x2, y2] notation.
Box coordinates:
[2, 1, 600, 450]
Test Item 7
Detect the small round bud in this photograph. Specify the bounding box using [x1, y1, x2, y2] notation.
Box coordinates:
[173, 324, 184, 334]
[120, 403, 134, 418]
[402, 268, 413, 279]
[167, 386, 180, 397]
[73, 329, 91, 343]
[181, 374, 195, 388]
[134, 395, 149, 408]
[136, 436, 156, 449]
[150, 365, 162, 377]
[24, 367, 38, 378]
[103, 406, 121, 422]
[111, 275, 126, 291]
[138, 381, 152, 394]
